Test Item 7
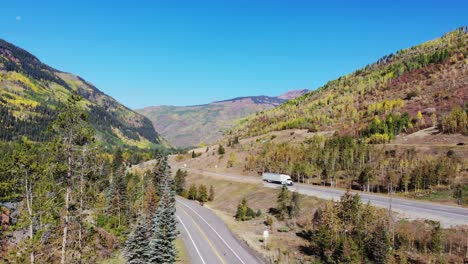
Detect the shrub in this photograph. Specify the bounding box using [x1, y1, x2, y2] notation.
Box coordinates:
[191, 151, 201, 158]
[277, 226, 290, 232]
[366, 133, 390, 144]
[208, 185, 215, 201]
[188, 184, 197, 200]
[256, 209, 262, 217]
[235, 198, 257, 221]
[405, 91, 418, 100]
[440, 106, 467, 135]
[197, 185, 208, 204]
[217, 145, 225, 155]
[265, 216, 274, 227]
[227, 153, 237, 168]
[453, 184, 468, 205]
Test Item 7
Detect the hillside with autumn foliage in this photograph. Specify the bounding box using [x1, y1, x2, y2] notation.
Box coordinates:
[0, 39, 166, 148]
[230, 27, 467, 142]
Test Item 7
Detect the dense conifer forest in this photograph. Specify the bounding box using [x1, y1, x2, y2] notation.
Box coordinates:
[0, 94, 177, 263]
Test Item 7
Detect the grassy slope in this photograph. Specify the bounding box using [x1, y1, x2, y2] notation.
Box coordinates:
[231, 28, 468, 138]
[183, 171, 322, 263]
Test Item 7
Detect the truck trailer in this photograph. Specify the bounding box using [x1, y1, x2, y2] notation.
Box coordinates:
[262, 172, 293, 186]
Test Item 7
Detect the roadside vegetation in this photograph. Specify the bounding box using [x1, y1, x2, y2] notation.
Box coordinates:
[244, 134, 467, 204]
[0, 94, 179, 263]
[184, 171, 468, 263]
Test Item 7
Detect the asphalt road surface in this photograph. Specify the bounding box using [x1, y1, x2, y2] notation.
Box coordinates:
[174, 166, 468, 227]
[176, 198, 263, 264]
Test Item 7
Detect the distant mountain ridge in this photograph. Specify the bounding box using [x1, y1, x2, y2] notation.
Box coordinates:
[277, 89, 309, 100]
[0, 39, 165, 148]
[137, 89, 308, 147]
[213, 95, 286, 105]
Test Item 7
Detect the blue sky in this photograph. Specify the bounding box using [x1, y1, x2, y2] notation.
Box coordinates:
[1, 0, 467, 108]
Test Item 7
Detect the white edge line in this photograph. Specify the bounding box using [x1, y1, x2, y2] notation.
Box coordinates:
[178, 200, 247, 264]
[176, 214, 207, 264]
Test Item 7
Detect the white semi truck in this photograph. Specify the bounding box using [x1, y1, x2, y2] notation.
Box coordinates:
[262, 172, 293, 186]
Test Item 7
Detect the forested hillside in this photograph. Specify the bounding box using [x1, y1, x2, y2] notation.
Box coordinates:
[184, 27, 468, 206]
[0, 94, 177, 263]
[0, 39, 165, 148]
[137, 90, 308, 147]
[231, 27, 468, 141]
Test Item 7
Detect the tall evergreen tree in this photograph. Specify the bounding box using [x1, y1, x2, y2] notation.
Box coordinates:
[289, 191, 301, 218]
[108, 166, 128, 227]
[276, 185, 290, 220]
[173, 169, 187, 195]
[146, 157, 178, 263]
[50, 93, 94, 264]
[143, 183, 159, 225]
[366, 224, 390, 264]
[151, 155, 171, 195]
[112, 148, 124, 172]
[124, 217, 150, 264]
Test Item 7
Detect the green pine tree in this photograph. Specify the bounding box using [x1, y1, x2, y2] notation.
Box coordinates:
[50, 93, 94, 264]
[124, 217, 150, 264]
[217, 145, 225, 155]
[430, 221, 443, 254]
[276, 185, 290, 220]
[235, 198, 248, 221]
[289, 191, 301, 218]
[107, 165, 128, 227]
[112, 148, 124, 172]
[366, 224, 390, 264]
[146, 158, 178, 263]
[197, 184, 208, 204]
[188, 184, 198, 200]
[173, 169, 187, 195]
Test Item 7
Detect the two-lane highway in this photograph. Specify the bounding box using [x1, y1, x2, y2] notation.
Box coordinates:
[176, 198, 263, 264]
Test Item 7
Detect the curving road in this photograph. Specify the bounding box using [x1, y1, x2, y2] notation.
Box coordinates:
[279, 182, 468, 227]
[176, 198, 263, 264]
[174, 166, 468, 227]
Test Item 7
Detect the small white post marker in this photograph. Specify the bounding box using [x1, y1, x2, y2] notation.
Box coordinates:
[263, 229, 269, 248]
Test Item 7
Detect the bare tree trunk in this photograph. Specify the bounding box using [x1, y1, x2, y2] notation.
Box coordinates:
[25, 175, 35, 264]
[118, 195, 121, 227]
[78, 148, 87, 264]
[61, 131, 73, 264]
[61, 187, 70, 264]
[388, 184, 395, 247]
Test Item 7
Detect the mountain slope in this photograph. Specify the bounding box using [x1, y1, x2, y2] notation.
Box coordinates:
[0, 39, 165, 148]
[137, 90, 308, 147]
[230, 27, 468, 139]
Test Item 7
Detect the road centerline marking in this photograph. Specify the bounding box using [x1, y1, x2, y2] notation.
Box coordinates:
[177, 199, 247, 264]
[176, 214, 207, 264]
[177, 205, 227, 264]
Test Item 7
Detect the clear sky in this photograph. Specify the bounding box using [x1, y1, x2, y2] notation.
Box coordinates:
[1, 0, 467, 108]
